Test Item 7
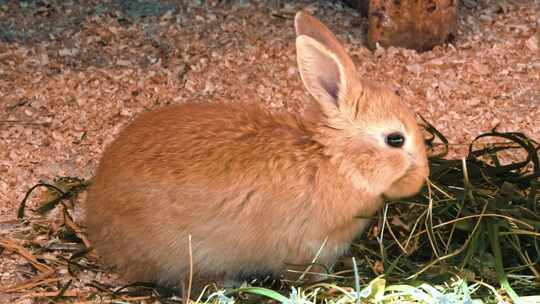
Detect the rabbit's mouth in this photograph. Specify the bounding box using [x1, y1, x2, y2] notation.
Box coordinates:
[382, 165, 429, 200]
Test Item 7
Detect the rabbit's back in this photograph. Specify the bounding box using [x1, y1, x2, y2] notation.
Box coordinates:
[90, 102, 328, 202]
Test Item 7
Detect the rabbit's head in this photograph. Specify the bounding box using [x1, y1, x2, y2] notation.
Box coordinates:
[295, 11, 429, 199]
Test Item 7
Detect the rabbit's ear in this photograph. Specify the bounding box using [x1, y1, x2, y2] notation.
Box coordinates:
[295, 11, 358, 110]
[296, 35, 348, 109]
[294, 11, 357, 80]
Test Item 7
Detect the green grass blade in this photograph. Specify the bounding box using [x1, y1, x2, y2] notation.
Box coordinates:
[487, 220, 523, 303]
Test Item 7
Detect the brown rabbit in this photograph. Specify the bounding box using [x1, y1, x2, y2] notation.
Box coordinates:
[85, 11, 429, 290]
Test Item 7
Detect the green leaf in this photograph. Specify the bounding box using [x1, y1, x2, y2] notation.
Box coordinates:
[226, 287, 289, 303]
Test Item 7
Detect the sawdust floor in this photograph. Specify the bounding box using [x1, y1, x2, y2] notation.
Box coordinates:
[0, 0, 538, 302]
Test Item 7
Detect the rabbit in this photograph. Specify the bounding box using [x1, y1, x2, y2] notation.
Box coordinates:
[84, 11, 429, 292]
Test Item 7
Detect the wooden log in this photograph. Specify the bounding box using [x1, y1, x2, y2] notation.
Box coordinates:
[367, 0, 458, 52]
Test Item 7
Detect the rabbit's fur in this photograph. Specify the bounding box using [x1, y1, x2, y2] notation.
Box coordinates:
[85, 11, 429, 289]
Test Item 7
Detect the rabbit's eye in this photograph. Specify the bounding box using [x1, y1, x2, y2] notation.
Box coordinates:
[386, 132, 405, 148]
